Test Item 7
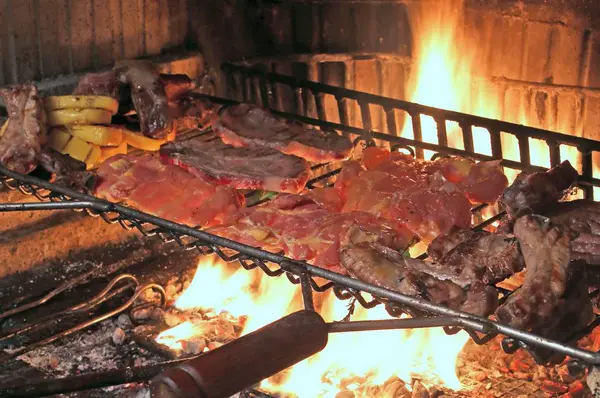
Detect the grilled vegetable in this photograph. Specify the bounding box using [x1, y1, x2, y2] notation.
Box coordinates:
[55, 125, 123, 146]
[122, 129, 167, 151]
[44, 95, 119, 115]
[85, 145, 102, 170]
[98, 141, 128, 163]
[48, 127, 72, 152]
[47, 109, 113, 127]
[62, 136, 93, 162]
[0, 120, 7, 138]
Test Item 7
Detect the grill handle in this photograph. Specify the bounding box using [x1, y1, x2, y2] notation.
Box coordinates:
[150, 310, 329, 398]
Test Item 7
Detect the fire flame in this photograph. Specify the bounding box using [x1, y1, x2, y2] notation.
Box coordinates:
[156, 256, 469, 395]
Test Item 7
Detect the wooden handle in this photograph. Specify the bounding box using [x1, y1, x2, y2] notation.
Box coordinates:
[151, 310, 329, 398]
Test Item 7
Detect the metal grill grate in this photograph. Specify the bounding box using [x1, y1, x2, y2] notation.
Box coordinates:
[0, 67, 599, 372]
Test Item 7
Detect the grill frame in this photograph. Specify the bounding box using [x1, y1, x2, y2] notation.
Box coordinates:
[0, 66, 599, 372]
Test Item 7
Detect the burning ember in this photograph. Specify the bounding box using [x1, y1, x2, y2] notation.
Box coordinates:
[156, 256, 469, 396]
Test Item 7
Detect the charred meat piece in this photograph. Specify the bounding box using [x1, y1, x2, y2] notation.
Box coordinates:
[212, 103, 353, 163]
[210, 189, 414, 274]
[73, 71, 121, 98]
[38, 148, 95, 190]
[160, 136, 311, 194]
[175, 93, 222, 130]
[0, 84, 46, 174]
[340, 242, 498, 317]
[500, 160, 578, 218]
[95, 154, 244, 228]
[495, 215, 571, 330]
[545, 199, 600, 265]
[427, 226, 524, 285]
[114, 61, 172, 139]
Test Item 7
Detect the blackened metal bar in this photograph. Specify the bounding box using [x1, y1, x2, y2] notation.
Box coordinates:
[336, 97, 349, 126]
[518, 136, 531, 166]
[460, 123, 474, 153]
[359, 102, 372, 131]
[328, 317, 461, 333]
[254, 76, 266, 107]
[0, 201, 101, 212]
[435, 117, 448, 148]
[314, 91, 326, 121]
[548, 141, 561, 168]
[221, 63, 600, 151]
[233, 73, 244, 102]
[581, 149, 594, 199]
[300, 272, 315, 312]
[0, 358, 198, 397]
[384, 108, 397, 136]
[489, 129, 503, 159]
[411, 113, 424, 159]
[243, 76, 252, 103]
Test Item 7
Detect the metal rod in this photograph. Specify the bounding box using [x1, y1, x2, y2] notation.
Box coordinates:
[328, 317, 463, 333]
[0, 201, 101, 212]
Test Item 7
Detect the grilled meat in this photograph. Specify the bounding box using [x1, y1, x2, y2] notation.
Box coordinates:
[160, 136, 311, 194]
[500, 160, 578, 219]
[212, 103, 353, 163]
[95, 154, 244, 228]
[38, 148, 95, 190]
[73, 71, 122, 98]
[114, 60, 172, 139]
[336, 147, 507, 243]
[176, 93, 223, 130]
[495, 215, 571, 330]
[427, 226, 524, 285]
[340, 242, 498, 317]
[0, 84, 46, 174]
[545, 199, 600, 265]
[209, 189, 414, 273]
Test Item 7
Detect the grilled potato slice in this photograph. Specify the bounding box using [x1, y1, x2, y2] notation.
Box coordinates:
[122, 129, 167, 151]
[44, 96, 119, 115]
[47, 109, 113, 127]
[98, 141, 128, 164]
[62, 136, 93, 162]
[48, 128, 72, 152]
[56, 125, 123, 146]
[0, 120, 7, 138]
[85, 145, 102, 170]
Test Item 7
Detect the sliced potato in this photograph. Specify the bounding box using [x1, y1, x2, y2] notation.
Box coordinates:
[44, 96, 119, 115]
[47, 109, 113, 127]
[122, 129, 166, 151]
[60, 125, 123, 146]
[85, 145, 102, 170]
[98, 141, 128, 164]
[62, 136, 93, 162]
[48, 128, 72, 152]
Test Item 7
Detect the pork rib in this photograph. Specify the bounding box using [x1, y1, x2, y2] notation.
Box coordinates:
[0, 84, 46, 174]
[340, 242, 498, 317]
[500, 160, 578, 219]
[73, 71, 121, 99]
[160, 136, 311, 194]
[95, 154, 244, 228]
[212, 103, 353, 163]
[495, 215, 571, 330]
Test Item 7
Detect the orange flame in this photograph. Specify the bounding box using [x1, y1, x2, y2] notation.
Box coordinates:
[156, 256, 469, 394]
